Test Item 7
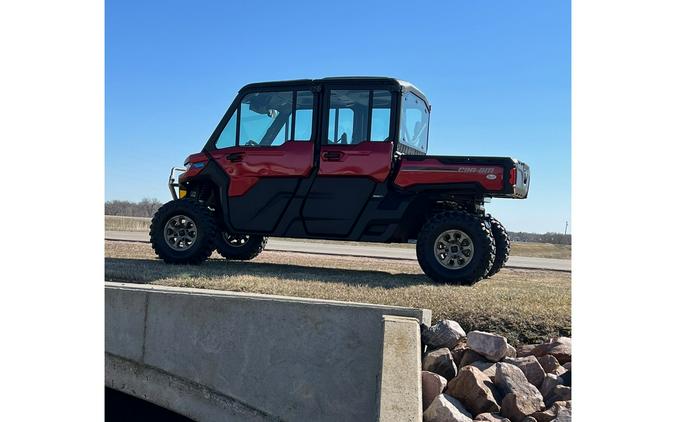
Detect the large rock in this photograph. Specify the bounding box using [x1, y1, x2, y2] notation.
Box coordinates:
[423, 320, 467, 350]
[503, 356, 546, 387]
[474, 413, 511, 421]
[495, 363, 545, 421]
[451, 341, 469, 365]
[550, 366, 567, 376]
[506, 344, 517, 358]
[544, 385, 571, 408]
[459, 349, 485, 368]
[517, 344, 536, 357]
[423, 394, 472, 422]
[422, 371, 448, 411]
[423, 348, 458, 381]
[501, 395, 545, 422]
[551, 407, 571, 422]
[536, 355, 560, 374]
[467, 331, 509, 362]
[531, 401, 571, 422]
[445, 366, 500, 416]
[530, 337, 571, 365]
[538, 374, 562, 399]
[559, 370, 571, 387]
[470, 360, 498, 382]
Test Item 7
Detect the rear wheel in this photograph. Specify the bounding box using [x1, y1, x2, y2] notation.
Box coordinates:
[416, 211, 496, 285]
[150, 199, 217, 264]
[215, 232, 267, 260]
[485, 215, 510, 277]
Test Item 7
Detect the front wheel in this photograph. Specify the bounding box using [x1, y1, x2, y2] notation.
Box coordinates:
[150, 199, 217, 264]
[215, 232, 267, 261]
[416, 211, 496, 285]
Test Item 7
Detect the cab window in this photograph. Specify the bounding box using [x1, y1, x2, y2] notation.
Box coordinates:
[399, 91, 429, 153]
[239, 91, 293, 147]
[214, 90, 315, 148]
[215, 109, 237, 148]
[326, 89, 393, 144]
[370, 90, 392, 142]
[293, 90, 314, 141]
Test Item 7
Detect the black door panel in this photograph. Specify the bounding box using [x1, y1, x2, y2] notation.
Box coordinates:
[301, 177, 376, 236]
[228, 178, 300, 232]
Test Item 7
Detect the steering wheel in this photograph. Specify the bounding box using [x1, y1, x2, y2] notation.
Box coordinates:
[326, 132, 349, 144]
[244, 140, 259, 147]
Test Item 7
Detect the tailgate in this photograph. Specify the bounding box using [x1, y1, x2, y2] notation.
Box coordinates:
[394, 155, 530, 199]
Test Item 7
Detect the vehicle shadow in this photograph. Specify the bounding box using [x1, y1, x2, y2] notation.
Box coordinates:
[104, 257, 431, 289]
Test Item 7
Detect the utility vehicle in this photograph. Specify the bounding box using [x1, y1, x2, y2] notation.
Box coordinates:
[150, 77, 530, 284]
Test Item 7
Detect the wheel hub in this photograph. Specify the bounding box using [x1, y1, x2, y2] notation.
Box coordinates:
[434, 229, 474, 270]
[164, 215, 197, 251]
[222, 233, 250, 247]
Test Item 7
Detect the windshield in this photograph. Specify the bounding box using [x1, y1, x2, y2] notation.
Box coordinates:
[399, 91, 429, 153]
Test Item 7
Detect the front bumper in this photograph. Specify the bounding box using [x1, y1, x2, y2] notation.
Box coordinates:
[168, 167, 186, 200]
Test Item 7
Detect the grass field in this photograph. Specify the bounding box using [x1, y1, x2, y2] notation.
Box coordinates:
[105, 240, 571, 345]
[104, 216, 571, 259]
[105, 215, 151, 232]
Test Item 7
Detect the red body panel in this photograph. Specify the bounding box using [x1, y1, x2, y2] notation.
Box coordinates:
[394, 158, 504, 191]
[210, 141, 314, 197]
[318, 141, 393, 182]
[185, 152, 209, 163]
[178, 152, 209, 180]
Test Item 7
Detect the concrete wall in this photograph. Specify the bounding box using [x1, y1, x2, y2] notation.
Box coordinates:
[377, 316, 424, 421]
[105, 282, 430, 422]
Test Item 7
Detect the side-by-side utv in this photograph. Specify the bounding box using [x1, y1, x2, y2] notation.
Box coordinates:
[150, 77, 530, 284]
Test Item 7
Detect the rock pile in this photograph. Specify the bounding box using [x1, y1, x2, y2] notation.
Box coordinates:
[421, 320, 571, 422]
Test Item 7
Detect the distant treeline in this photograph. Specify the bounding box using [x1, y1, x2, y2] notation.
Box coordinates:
[105, 199, 163, 218]
[508, 231, 571, 245]
[105, 199, 572, 244]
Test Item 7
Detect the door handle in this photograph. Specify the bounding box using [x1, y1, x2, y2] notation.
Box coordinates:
[321, 151, 344, 161]
[226, 152, 244, 162]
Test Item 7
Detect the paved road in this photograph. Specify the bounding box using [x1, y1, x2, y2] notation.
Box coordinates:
[105, 230, 571, 272]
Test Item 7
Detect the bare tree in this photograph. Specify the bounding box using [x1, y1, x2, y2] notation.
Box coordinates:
[105, 199, 163, 217]
[508, 231, 571, 245]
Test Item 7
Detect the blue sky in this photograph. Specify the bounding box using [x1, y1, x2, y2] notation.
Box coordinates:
[106, 0, 570, 234]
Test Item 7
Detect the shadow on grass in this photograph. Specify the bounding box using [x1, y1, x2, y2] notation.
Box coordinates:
[104, 257, 431, 289]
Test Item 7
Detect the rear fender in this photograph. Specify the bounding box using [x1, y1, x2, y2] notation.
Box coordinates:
[393, 196, 433, 241]
[394, 193, 483, 241]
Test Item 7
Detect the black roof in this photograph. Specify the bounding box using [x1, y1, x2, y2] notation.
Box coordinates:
[239, 77, 429, 107]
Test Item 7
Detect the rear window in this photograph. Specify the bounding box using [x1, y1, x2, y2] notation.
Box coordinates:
[399, 92, 429, 153]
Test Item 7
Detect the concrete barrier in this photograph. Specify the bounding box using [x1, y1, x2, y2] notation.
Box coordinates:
[105, 282, 431, 421]
[377, 316, 423, 421]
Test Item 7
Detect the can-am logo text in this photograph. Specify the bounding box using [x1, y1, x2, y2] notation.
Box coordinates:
[457, 167, 496, 174]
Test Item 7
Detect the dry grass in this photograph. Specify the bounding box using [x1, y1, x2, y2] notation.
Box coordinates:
[105, 215, 151, 232]
[511, 242, 571, 260]
[104, 216, 571, 259]
[105, 240, 570, 344]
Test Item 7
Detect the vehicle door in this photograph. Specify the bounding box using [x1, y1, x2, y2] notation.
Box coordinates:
[210, 88, 317, 232]
[301, 87, 395, 236]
